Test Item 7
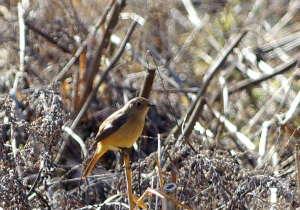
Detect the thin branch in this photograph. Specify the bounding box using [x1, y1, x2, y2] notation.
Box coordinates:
[167, 30, 248, 140]
[54, 20, 138, 164]
[73, 0, 126, 119]
[25, 20, 71, 54]
[52, 0, 115, 82]
[139, 68, 156, 99]
[295, 144, 300, 199]
[71, 20, 138, 130]
[62, 125, 87, 158]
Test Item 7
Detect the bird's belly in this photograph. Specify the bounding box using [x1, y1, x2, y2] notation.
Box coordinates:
[103, 119, 144, 149]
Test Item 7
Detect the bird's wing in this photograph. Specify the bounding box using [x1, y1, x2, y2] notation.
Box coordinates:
[95, 110, 128, 142]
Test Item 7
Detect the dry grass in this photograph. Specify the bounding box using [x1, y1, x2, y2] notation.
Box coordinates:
[1, 0, 300, 209]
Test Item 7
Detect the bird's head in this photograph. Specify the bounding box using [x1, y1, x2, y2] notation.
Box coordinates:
[125, 97, 155, 116]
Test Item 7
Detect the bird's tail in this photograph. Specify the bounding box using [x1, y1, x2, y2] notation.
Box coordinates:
[82, 143, 108, 179]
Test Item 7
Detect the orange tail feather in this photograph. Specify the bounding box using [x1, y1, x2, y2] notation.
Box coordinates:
[82, 143, 108, 179]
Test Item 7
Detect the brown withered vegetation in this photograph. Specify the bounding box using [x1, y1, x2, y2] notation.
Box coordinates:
[1, 0, 300, 209]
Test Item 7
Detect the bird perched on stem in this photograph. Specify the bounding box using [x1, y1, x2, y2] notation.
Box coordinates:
[82, 97, 155, 179]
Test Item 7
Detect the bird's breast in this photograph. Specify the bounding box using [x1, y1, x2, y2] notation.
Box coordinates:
[103, 117, 145, 148]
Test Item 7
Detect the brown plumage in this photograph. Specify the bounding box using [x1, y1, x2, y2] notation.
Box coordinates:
[82, 97, 154, 179]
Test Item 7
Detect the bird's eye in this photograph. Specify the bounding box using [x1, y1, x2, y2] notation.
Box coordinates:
[137, 102, 142, 106]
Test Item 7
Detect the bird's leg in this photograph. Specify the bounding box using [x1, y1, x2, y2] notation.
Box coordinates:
[122, 147, 134, 210]
[118, 147, 131, 169]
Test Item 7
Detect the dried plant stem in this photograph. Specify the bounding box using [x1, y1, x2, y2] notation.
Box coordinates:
[181, 0, 202, 26]
[167, 30, 248, 140]
[52, 0, 115, 82]
[27, 160, 44, 197]
[248, 66, 300, 130]
[123, 149, 134, 210]
[146, 188, 190, 210]
[212, 108, 255, 151]
[25, 21, 71, 54]
[280, 90, 300, 125]
[178, 98, 206, 141]
[295, 144, 300, 199]
[71, 20, 137, 130]
[139, 68, 155, 99]
[9, 2, 27, 180]
[226, 57, 298, 97]
[55, 20, 138, 164]
[73, 0, 125, 119]
[163, 183, 177, 210]
[62, 125, 87, 158]
[18, 3, 25, 73]
[154, 153, 164, 191]
[264, 0, 300, 41]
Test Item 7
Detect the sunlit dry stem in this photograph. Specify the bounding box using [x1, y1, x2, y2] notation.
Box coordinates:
[124, 152, 134, 210]
[155, 153, 164, 191]
[137, 188, 190, 210]
[295, 144, 300, 198]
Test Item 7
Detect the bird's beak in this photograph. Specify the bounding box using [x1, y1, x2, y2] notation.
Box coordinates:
[149, 103, 156, 107]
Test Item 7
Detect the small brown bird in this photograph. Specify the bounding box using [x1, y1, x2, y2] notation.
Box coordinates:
[82, 97, 155, 179]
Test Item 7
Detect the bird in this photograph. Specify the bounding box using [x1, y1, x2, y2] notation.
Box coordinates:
[82, 97, 155, 179]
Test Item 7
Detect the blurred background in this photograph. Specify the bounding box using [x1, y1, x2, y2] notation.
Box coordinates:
[1, 0, 300, 209]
